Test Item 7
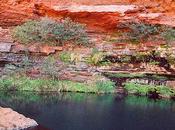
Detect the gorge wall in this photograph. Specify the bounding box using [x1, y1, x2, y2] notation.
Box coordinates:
[0, 0, 175, 32]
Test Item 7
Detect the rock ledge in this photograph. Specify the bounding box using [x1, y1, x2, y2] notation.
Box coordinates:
[0, 107, 38, 130]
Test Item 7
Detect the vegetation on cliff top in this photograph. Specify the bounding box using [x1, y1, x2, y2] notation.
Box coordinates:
[117, 21, 175, 44]
[12, 17, 89, 46]
[1, 55, 115, 94]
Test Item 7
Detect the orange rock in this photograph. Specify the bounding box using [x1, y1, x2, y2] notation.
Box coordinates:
[0, 0, 175, 31]
[11, 44, 26, 53]
[0, 107, 38, 130]
[39, 45, 63, 55]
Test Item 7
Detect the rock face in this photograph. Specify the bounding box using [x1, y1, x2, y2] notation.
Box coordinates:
[0, 0, 36, 27]
[0, 0, 175, 31]
[0, 107, 38, 130]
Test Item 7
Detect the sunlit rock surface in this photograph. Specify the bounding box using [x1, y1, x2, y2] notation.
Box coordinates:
[0, 107, 38, 130]
[0, 0, 175, 31]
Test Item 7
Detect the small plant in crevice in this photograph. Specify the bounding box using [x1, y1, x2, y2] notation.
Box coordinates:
[41, 56, 65, 80]
[161, 26, 175, 44]
[117, 22, 161, 44]
[59, 52, 71, 63]
[59, 51, 82, 64]
[86, 48, 110, 66]
[12, 17, 90, 46]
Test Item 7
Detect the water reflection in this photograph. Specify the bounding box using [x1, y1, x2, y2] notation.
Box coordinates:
[0, 92, 175, 130]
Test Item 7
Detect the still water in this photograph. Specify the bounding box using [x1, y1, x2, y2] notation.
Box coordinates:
[0, 92, 175, 130]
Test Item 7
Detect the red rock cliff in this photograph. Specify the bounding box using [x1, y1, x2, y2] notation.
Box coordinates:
[0, 0, 175, 31]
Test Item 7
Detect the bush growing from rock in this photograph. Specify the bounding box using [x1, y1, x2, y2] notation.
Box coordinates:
[12, 20, 40, 44]
[161, 26, 175, 44]
[124, 82, 175, 98]
[86, 48, 107, 66]
[117, 21, 175, 44]
[59, 52, 71, 63]
[12, 17, 89, 46]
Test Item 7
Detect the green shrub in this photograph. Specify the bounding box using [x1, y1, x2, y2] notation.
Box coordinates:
[156, 86, 174, 97]
[86, 49, 106, 66]
[161, 26, 175, 44]
[117, 21, 175, 44]
[0, 77, 115, 94]
[124, 82, 175, 97]
[95, 80, 115, 93]
[59, 52, 71, 63]
[41, 56, 65, 80]
[106, 73, 145, 78]
[3, 55, 32, 77]
[59, 52, 82, 64]
[12, 17, 89, 46]
[12, 20, 40, 44]
[0, 79, 14, 91]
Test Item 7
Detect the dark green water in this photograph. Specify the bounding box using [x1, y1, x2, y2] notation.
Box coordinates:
[0, 92, 175, 130]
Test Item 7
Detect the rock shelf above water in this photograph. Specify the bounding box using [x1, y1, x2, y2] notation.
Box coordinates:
[0, 107, 38, 130]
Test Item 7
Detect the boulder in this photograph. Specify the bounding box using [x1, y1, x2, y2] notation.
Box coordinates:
[0, 42, 12, 52]
[0, 107, 38, 130]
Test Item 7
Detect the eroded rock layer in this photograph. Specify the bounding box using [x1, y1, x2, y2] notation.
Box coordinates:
[0, 0, 175, 31]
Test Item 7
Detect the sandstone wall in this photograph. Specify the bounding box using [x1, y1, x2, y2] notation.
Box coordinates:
[0, 0, 174, 29]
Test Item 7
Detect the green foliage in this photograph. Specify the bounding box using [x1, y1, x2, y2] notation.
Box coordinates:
[117, 21, 175, 44]
[156, 86, 175, 97]
[86, 48, 107, 66]
[95, 80, 115, 93]
[106, 73, 168, 81]
[151, 75, 168, 80]
[59, 52, 82, 64]
[3, 55, 32, 77]
[0, 79, 14, 91]
[117, 22, 161, 44]
[0, 77, 115, 94]
[120, 56, 131, 63]
[70, 53, 82, 64]
[124, 82, 174, 97]
[12, 17, 89, 46]
[41, 56, 64, 80]
[59, 52, 71, 63]
[106, 73, 145, 78]
[161, 26, 175, 44]
[12, 20, 40, 44]
[148, 61, 160, 65]
[124, 82, 152, 95]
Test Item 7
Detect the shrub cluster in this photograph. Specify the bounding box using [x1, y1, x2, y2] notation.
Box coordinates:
[12, 18, 89, 46]
[0, 76, 115, 94]
[124, 82, 175, 98]
[117, 21, 175, 44]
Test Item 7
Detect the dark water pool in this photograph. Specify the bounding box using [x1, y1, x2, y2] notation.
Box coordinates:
[0, 92, 175, 130]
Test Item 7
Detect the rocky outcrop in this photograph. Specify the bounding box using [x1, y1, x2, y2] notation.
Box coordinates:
[0, 107, 38, 130]
[0, 0, 36, 27]
[0, 0, 175, 31]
